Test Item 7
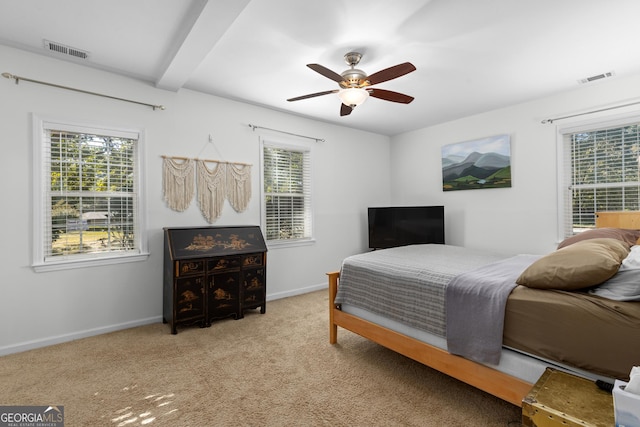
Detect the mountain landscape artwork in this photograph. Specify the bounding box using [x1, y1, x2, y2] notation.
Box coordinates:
[441, 134, 511, 191]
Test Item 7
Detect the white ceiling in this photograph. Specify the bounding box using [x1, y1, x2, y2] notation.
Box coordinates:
[1, 0, 640, 136]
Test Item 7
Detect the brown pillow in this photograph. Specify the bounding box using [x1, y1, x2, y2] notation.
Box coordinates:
[557, 227, 640, 249]
[516, 238, 630, 290]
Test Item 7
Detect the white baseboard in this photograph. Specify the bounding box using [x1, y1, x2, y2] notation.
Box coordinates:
[266, 282, 326, 301]
[0, 316, 162, 357]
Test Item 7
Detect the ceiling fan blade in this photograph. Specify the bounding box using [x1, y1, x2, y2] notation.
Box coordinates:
[287, 89, 338, 102]
[366, 62, 416, 86]
[307, 64, 345, 84]
[369, 88, 414, 104]
[340, 103, 353, 116]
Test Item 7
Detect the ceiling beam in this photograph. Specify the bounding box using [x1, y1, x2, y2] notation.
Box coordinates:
[155, 0, 251, 91]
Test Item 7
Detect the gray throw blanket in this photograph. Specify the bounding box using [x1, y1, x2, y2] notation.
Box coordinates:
[445, 254, 540, 365]
[335, 245, 507, 337]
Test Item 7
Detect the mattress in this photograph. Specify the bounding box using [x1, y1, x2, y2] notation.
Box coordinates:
[504, 285, 640, 379]
[336, 244, 640, 381]
[340, 302, 605, 385]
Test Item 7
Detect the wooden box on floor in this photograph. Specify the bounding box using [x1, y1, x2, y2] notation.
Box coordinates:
[522, 368, 614, 427]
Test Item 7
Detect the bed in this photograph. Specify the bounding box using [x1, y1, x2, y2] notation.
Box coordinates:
[327, 211, 640, 406]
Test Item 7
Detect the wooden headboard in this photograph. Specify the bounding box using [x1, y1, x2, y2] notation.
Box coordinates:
[596, 211, 640, 229]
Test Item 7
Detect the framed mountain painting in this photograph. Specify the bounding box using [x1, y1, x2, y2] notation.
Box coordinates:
[441, 134, 511, 191]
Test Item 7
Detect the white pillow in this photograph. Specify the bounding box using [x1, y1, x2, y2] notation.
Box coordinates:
[619, 245, 640, 270]
[590, 245, 640, 301]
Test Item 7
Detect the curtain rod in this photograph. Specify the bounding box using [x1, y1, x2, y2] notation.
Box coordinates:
[541, 99, 640, 124]
[161, 155, 251, 166]
[248, 124, 325, 142]
[2, 72, 165, 111]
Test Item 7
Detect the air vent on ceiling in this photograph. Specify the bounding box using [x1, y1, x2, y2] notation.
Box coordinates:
[578, 71, 615, 84]
[43, 40, 89, 60]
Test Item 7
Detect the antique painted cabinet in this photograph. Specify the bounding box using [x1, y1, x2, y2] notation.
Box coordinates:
[163, 226, 267, 334]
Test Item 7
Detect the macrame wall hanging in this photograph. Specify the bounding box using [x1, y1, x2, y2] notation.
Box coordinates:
[226, 162, 252, 213]
[162, 157, 195, 212]
[161, 155, 252, 223]
[196, 160, 227, 223]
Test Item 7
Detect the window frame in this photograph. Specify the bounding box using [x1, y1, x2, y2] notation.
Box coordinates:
[259, 137, 315, 249]
[32, 114, 149, 272]
[556, 112, 640, 240]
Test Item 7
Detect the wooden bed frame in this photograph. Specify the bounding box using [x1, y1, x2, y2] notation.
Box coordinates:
[327, 211, 637, 407]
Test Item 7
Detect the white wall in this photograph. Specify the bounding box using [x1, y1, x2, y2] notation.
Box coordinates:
[390, 72, 640, 255]
[0, 45, 391, 354]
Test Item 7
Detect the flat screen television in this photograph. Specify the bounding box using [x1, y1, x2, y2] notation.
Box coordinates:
[368, 206, 445, 249]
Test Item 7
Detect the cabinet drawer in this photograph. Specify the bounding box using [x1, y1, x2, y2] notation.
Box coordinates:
[208, 256, 242, 271]
[243, 253, 264, 267]
[176, 260, 205, 277]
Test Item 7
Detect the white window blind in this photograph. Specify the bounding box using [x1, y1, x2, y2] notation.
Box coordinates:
[560, 118, 640, 237]
[262, 142, 312, 242]
[33, 116, 147, 271]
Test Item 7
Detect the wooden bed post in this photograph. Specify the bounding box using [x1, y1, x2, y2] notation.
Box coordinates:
[327, 271, 340, 344]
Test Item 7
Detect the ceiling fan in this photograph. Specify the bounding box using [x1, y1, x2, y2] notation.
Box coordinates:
[287, 52, 416, 116]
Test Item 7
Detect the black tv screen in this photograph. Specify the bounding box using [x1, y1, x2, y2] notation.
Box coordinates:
[368, 206, 445, 249]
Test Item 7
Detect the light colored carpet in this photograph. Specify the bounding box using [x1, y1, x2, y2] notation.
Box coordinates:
[0, 290, 522, 426]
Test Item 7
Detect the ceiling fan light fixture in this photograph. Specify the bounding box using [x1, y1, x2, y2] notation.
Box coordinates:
[338, 88, 369, 107]
[290, 53, 416, 116]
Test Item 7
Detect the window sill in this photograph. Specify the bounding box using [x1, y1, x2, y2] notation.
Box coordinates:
[266, 238, 316, 250]
[32, 252, 150, 272]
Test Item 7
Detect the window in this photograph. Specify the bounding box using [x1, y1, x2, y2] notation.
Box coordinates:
[261, 139, 313, 245]
[559, 115, 640, 237]
[33, 116, 148, 271]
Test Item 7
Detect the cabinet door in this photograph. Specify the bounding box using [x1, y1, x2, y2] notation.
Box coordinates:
[175, 276, 205, 321]
[242, 267, 265, 310]
[208, 271, 241, 321]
